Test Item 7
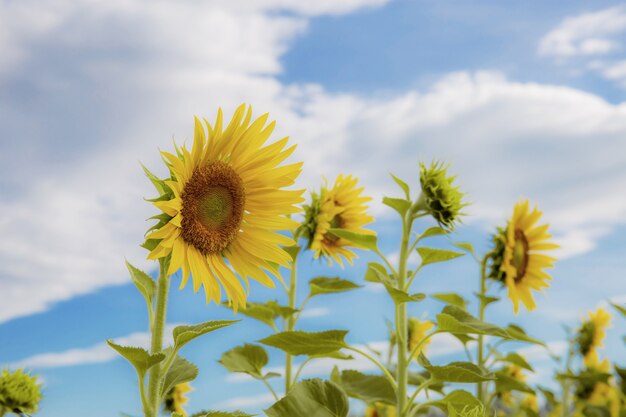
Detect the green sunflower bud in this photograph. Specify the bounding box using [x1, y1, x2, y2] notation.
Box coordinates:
[417, 161, 466, 229]
[0, 369, 42, 415]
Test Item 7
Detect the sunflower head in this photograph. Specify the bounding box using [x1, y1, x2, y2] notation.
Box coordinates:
[521, 394, 539, 413]
[498, 365, 526, 407]
[418, 161, 466, 229]
[365, 403, 396, 417]
[0, 369, 42, 415]
[144, 105, 303, 311]
[303, 175, 374, 266]
[407, 318, 433, 357]
[496, 200, 559, 314]
[164, 382, 192, 416]
[575, 357, 612, 402]
[577, 307, 612, 365]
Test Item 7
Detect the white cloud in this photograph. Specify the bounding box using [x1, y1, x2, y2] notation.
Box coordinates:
[299, 307, 330, 319]
[515, 340, 567, 363]
[6, 324, 178, 369]
[538, 5, 626, 57]
[213, 392, 276, 410]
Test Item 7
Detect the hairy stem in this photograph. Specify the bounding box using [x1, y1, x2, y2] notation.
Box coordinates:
[476, 254, 489, 407]
[396, 215, 412, 417]
[284, 249, 299, 393]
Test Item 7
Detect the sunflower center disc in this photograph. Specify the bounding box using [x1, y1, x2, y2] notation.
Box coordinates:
[181, 161, 245, 254]
[512, 228, 529, 282]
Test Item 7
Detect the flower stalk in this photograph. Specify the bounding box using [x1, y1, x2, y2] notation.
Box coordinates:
[284, 249, 299, 393]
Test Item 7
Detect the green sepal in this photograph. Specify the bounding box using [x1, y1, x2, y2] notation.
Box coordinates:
[106, 341, 165, 378]
[141, 163, 167, 195]
[331, 367, 396, 405]
[173, 320, 238, 350]
[327, 228, 377, 251]
[417, 247, 464, 266]
[259, 330, 347, 356]
[264, 379, 348, 417]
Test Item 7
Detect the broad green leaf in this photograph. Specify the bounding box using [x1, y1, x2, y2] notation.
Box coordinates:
[419, 227, 448, 240]
[327, 228, 377, 251]
[385, 286, 426, 304]
[309, 277, 361, 297]
[237, 302, 278, 328]
[424, 361, 495, 383]
[453, 242, 476, 257]
[331, 369, 396, 405]
[417, 247, 464, 266]
[125, 261, 156, 306]
[390, 173, 410, 200]
[106, 341, 165, 378]
[191, 412, 254, 417]
[497, 352, 533, 371]
[364, 263, 392, 285]
[265, 379, 348, 417]
[161, 354, 198, 396]
[431, 293, 468, 310]
[611, 302, 626, 318]
[173, 320, 238, 349]
[424, 390, 482, 414]
[260, 330, 347, 356]
[219, 344, 268, 379]
[383, 197, 411, 217]
[494, 371, 534, 394]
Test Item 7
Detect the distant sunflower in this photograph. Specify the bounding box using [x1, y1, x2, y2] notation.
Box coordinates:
[145, 105, 303, 310]
[500, 365, 526, 407]
[302, 175, 374, 266]
[365, 403, 397, 417]
[408, 318, 433, 358]
[577, 307, 612, 366]
[497, 200, 559, 314]
[164, 382, 192, 416]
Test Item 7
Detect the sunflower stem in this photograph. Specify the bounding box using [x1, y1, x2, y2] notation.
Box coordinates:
[477, 253, 489, 407]
[147, 258, 170, 417]
[561, 336, 576, 417]
[284, 248, 299, 393]
[396, 213, 413, 417]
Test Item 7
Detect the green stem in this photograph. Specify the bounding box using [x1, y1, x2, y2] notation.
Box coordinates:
[561, 337, 576, 417]
[261, 377, 280, 402]
[293, 356, 314, 383]
[405, 378, 433, 415]
[147, 260, 170, 417]
[284, 249, 299, 393]
[476, 254, 489, 407]
[374, 247, 398, 277]
[396, 215, 412, 417]
[346, 346, 398, 390]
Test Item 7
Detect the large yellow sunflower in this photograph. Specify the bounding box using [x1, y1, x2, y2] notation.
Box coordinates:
[577, 307, 612, 366]
[303, 175, 374, 266]
[499, 200, 559, 314]
[145, 105, 303, 310]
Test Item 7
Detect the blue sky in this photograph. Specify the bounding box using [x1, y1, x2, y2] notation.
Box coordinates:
[1, 1, 626, 416]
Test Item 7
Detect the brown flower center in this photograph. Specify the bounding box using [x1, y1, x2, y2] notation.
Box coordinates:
[512, 228, 529, 282]
[180, 161, 245, 254]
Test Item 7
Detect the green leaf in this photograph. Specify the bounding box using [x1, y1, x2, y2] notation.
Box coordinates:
[219, 344, 268, 379]
[390, 173, 410, 200]
[475, 293, 500, 307]
[282, 245, 300, 261]
[265, 379, 348, 417]
[161, 354, 198, 396]
[431, 293, 468, 310]
[383, 197, 411, 217]
[424, 361, 495, 383]
[611, 302, 626, 318]
[419, 227, 449, 240]
[191, 412, 254, 417]
[504, 324, 544, 345]
[417, 247, 464, 266]
[385, 286, 426, 304]
[331, 369, 396, 405]
[125, 261, 156, 306]
[309, 277, 361, 297]
[494, 371, 535, 394]
[265, 301, 299, 319]
[424, 390, 482, 414]
[260, 330, 347, 356]
[453, 242, 476, 257]
[106, 341, 165, 378]
[236, 302, 279, 328]
[364, 263, 393, 285]
[497, 352, 534, 372]
[327, 228, 377, 251]
[173, 320, 238, 350]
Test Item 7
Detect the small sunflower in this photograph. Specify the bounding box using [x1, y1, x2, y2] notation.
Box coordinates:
[164, 382, 193, 416]
[497, 200, 559, 314]
[145, 105, 304, 310]
[500, 365, 526, 406]
[365, 403, 397, 417]
[0, 369, 42, 415]
[302, 175, 374, 266]
[577, 307, 612, 366]
[418, 161, 466, 229]
[408, 318, 433, 358]
[521, 394, 539, 413]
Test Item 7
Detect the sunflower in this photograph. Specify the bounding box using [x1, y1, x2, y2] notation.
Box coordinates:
[521, 394, 539, 413]
[497, 200, 559, 314]
[164, 382, 192, 416]
[302, 175, 374, 266]
[408, 318, 433, 358]
[577, 307, 612, 366]
[418, 161, 466, 229]
[145, 105, 304, 310]
[0, 369, 42, 415]
[499, 365, 526, 407]
[365, 403, 396, 417]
